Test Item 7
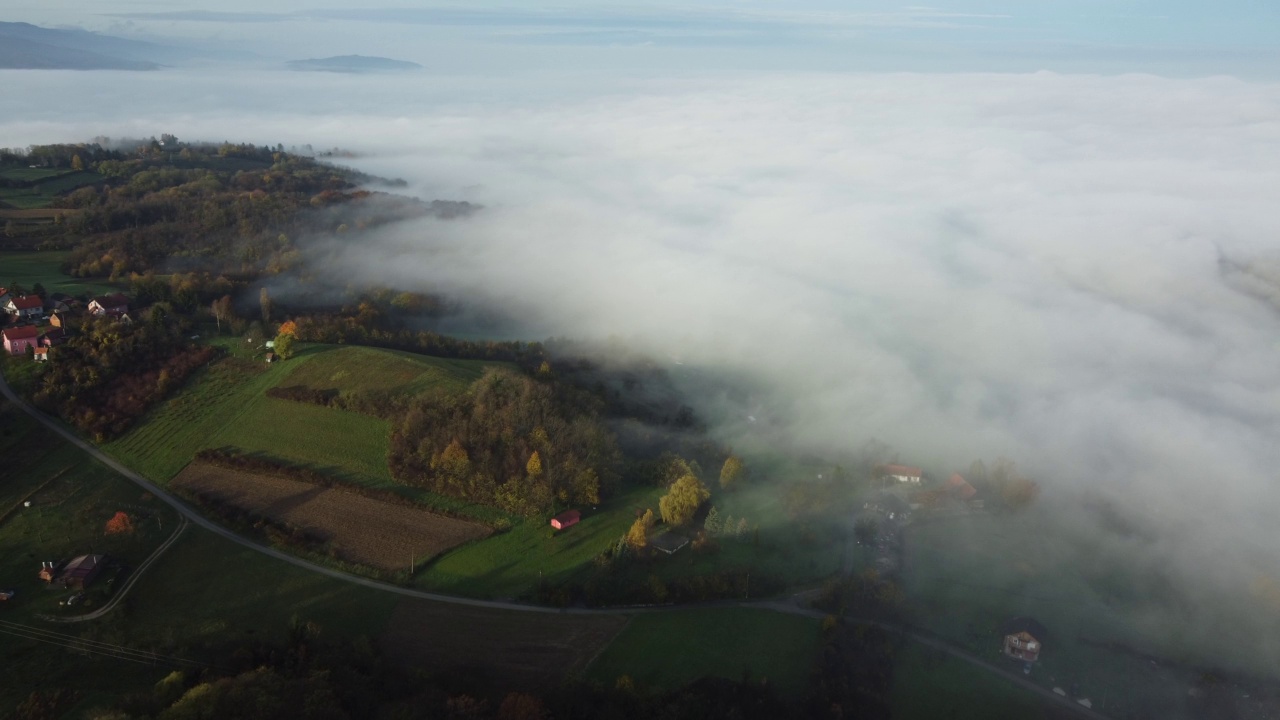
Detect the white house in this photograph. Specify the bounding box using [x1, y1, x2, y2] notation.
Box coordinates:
[883, 464, 923, 484]
[88, 293, 129, 316]
[5, 295, 44, 321]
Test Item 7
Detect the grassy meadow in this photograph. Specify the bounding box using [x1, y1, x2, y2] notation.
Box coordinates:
[0, 250, 120, 297]
[103, 342, 509, 525]
[586, 606, 822, 697]
[420, 485, 662, 598]
[0, 398, 184, 712]
[890, 644, 1052, 720]
[0, 167, 102, 210]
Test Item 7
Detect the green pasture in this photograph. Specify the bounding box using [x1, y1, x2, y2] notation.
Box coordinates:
[891, 644, 1050, 720]
[0, 399, 181, 624]
[420, 486, 662, 598]
[0, 166, 74, 182]
[110, 526, 398, 650]
[104, 343, 494, 489]
[0, 170, 101, 209]
[213, 397, 393, 486]
[103, 352, 287, 481]
[0, 250, 120, 296]
[587, 606, 821, 697]
[278, 344, 494, 397]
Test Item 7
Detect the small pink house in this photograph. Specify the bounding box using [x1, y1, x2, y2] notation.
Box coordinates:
[550, 509, 581, 530]
[3, 326, 39, 355]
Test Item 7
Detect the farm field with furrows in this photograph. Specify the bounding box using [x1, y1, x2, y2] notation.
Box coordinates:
[378, 597, 630, 686]
[171, 463, 491, 571]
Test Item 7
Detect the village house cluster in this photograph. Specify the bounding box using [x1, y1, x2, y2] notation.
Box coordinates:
[1, 287, 132, 361]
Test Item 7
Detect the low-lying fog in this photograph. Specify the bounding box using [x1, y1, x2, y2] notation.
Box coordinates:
[6, 68, 1280, 672]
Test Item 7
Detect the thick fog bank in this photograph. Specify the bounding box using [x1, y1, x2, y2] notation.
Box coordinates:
[5, 69, 1280, 671]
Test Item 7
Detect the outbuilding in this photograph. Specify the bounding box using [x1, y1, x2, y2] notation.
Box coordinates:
[550, 509, 581, 530]
[58, 554, 107, 589]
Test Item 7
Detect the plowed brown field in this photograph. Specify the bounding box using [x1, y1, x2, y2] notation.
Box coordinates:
[173, 463, 490, 571]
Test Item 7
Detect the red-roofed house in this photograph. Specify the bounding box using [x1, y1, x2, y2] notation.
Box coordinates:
[33, 347, 49, 362]
[944, 473, 977, 500]
[550, 509, 581, 530]
[883, 464, 923, 484]
[88, 293, 129, 316]
[3, 326, 38, 355]
[6, 295, 44, 321]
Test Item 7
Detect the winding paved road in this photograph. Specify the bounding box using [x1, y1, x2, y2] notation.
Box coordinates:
[0, 368, 1111, 718]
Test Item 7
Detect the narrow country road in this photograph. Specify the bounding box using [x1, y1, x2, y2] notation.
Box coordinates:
[0, 368, 1113, 719]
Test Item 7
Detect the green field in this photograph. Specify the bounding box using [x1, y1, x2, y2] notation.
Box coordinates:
[278, 344, 495, 397]
[587, 607, 821, 697]
[0, 250, 120, 296]
[891, 644, 1051, 720]
[0, 168, 102, 210]
[0, 398, 185, 712]
[104, 343, 495, 487]
[420, 485, 662, 597]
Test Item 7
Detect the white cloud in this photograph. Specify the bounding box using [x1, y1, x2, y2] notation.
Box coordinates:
[5, 67, 1280, 670]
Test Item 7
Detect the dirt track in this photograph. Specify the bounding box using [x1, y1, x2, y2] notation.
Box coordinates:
[173, 463, 490, 571]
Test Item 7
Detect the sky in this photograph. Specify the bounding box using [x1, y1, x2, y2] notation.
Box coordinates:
[4, 0, 1280, 676]
[6, 1, 1280, 76]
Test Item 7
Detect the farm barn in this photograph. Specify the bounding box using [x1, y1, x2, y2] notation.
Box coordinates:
[550, 509, 581, 530]
[57, 554, 107, 589]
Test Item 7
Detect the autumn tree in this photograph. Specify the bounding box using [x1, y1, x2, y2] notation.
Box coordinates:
[273, 331, 295, 360]
[71, 154, 84, 170]
[1002, 477, 1041, 511]
[719, 455, 744, 490]
[526, 450, 543, 477]
[497, 693, 547, 720]
[626, 509, 654, 549]
[573, 468, 601, 505]
[104, 511, 134, 535]
[259, 287, 272, 323]
[211, 295, 233, 333]
[660, 474, 710, 526]
[276, 319, 298, 337]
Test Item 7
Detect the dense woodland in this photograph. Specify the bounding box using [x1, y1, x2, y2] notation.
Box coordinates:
[389, 368, 623, 516]
[29, 315, 216, 441]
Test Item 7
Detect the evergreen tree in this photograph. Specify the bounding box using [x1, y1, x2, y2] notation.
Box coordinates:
[704, 505, 723, 535]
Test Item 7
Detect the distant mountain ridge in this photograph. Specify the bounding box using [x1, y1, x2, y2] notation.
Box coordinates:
[286, 55, 422, 73]
[0, 21, 164, 70]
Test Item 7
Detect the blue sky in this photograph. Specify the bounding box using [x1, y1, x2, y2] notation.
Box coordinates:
[8, 2, 1280, 76]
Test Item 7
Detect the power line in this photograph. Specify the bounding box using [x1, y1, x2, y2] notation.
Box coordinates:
[0, 620, 210, 669]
